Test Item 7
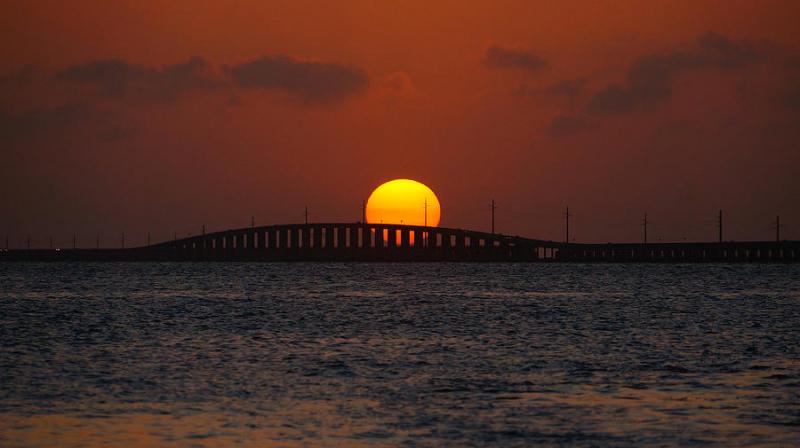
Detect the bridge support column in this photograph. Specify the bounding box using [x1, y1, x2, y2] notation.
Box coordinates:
[370, 227, 383, 250]
[324, 226, 334, 250]
[291, 227, 299, 252]
[311, 226, 322, 250]
[336, 226, 346, 249]
[429, 230, 439, 253]
[455, 231, 465, 257]
[281, 227, 293, 251]
[299, 226, 308, 249]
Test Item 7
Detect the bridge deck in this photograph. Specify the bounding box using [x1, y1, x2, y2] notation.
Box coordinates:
[1, 223, 798, 262]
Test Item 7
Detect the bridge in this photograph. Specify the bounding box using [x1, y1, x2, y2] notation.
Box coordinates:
[1, 222, 798, 262]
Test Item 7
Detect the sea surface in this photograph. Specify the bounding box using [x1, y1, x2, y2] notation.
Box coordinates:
[1, 263, 799, 447]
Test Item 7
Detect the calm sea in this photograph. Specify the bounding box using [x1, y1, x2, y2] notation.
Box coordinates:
[1, 263, 799, 447]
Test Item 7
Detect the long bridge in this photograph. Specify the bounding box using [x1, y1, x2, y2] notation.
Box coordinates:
[1, 222, 798, 262]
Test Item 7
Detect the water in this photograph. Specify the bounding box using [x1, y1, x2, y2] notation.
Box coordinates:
[1, 263, 799, 447]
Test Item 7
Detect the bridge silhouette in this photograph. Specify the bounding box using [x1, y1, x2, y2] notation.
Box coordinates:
[2, 222, 798, 262]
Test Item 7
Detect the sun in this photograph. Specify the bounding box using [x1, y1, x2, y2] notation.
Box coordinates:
[366, 179, 441, 227]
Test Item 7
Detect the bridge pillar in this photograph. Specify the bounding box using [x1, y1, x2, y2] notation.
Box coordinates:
[283, 227, 291, 250]
[387, 228, 397, 249]
[347, 226, 356, 249]
[414, 229, 424, 250]
[401, 228, 410, 248]
[325, 226, 334, 250]
[265, 228, 273, 250]
[375, 226, 384, 249]
[431, 230, 441, 249]
[441, 231, 452, 260]
[333, 226, 347, 249]
[213, 236, 221, 260]
[299, 226, 308, 249]
[360, 226, 369, 248]
[291, 226, 299, 252]
[237, 232, 246, 257]
[311, 226, 322, 250]
[221, 234, 229, 259]
[455, 231, 465, 257]
[344, 226, 353, 249]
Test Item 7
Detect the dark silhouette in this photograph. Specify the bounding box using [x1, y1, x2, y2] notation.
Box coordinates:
[1, 222, 797, 262]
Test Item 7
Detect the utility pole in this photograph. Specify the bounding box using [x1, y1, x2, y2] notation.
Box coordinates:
[73, 233, 77, 249]
[641, 213, 649, 244]
[491, 199, 497, 234]
[424, 197, 428, 227]
[251, 216, 255, 229]
[202, 224, 206, 236]
[305, 206, 308, 225]
[717, 209, 723, 243]
[774, 215, 782, 242]
[564, 207, 571, 244]
[362, 200, 366, 224]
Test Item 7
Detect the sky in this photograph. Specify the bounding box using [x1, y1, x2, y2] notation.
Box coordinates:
[2, 0, 799, 247]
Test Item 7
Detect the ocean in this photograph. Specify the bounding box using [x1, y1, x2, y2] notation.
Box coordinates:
[1, 263, 799, 446]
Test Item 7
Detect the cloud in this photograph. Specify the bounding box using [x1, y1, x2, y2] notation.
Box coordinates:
[0, 54, 369, 143]
[0, 102, 93, 141]
[58, 55, 371, 104]
[227, 56, 368, 103]
[780, 81, 800, 109]
[57, 57, 219, 101]
[545, 78, 587, 97]
[548, 115, 587, 136]
[484, 45, 547, 71]
[588, 32, 764, 115]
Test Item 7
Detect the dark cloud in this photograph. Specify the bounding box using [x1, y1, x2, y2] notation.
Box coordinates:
[484, 45, 547, 71]
[548, 115, 587, 136]
[0, 102, 93, 141]
[0, 55, 367, 142]
[545, 78, 587, 97]
[53, 55, 369, 104]
[227, 56, 368, 103]
[57, 57, 218, 101]
[780, 81, 800, 109]
[588, 32, 764, 115]
[0, 65, 40, 88]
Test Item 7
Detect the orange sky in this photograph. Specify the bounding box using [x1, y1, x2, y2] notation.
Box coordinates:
[2, 0, 799, 246]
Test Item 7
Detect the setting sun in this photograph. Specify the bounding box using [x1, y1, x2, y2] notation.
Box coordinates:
[365, 179, 441, 227]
